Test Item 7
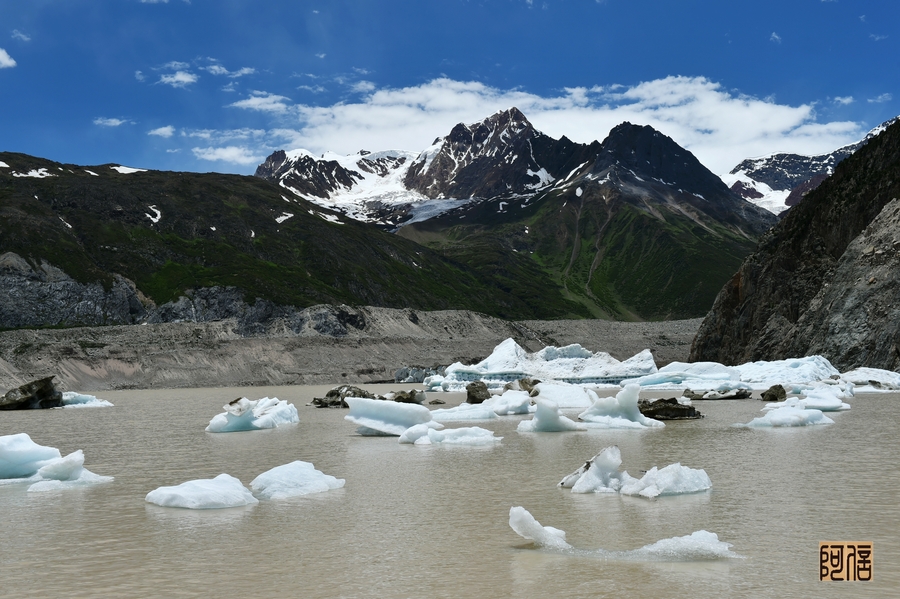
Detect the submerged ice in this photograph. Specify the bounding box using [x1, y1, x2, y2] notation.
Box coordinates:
[509, 506, 739, 560]
[206, 397, 299, 433]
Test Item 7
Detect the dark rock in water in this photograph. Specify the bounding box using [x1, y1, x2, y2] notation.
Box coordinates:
[638, 397, 703, 420]
[681, 389, 704, 401]
[503, 377, 541, 394]
[466, 381, 491, 404]
[428, 398, 446, 405]
[310, 384, 377, 408]
[0, 376, 63, 410]
[761, 384, 787, 403]
[382, 389, 426, 404]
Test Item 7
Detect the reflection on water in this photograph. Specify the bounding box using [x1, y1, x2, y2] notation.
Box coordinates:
[0, 384, 898, 598]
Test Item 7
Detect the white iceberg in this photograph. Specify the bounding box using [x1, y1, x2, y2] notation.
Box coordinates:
[482, 390, 533, 415]
[559, 446, 710, 498]
[517, 399, 585, 433]
[61, 392, 114, 408]
[345, 396, 441, 436]
[509, 506, 739, 559]
[424, 338, 657, 392]
[842, 367, 900, 392]
[145, 473, 259, 509]
[0, 434, 113, 490]
[206, 397, 299, 433]
[577, 384, 664, 429]
[735, 406, 835, 428]
[531, 382, 596, 409]
[430, 403, 499, 421]
[250, 461, 345, 499]
[764, 388, 850, 412]
[399, 424, 502, 445]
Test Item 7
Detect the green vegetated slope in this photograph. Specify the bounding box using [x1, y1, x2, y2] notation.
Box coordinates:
[0, 152, 555, 319]
[399, 185, 760, 321]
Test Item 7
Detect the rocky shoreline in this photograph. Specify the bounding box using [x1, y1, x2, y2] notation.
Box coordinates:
[0, 304, 701, 393]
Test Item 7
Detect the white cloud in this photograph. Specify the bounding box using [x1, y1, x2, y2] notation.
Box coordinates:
[159, 70, 198, 88]
[94, 117, 132, 127]
[229, 91, 292, 113]
[267, 76, 863, 174]
[162, 60, 191, 70]
[315, 53, 326, 59]
[141, 0, 170, 3]
[770, 32, 782, 44]
[11, 30, 30, 42]
[192, 146, 264, 165]
[870, 34, 888, 42]
[0, 48, 16, 68]
[149, 125, 176, 138]
[351, 80, 376, 94]
[135, 70, 145, 81]
[204, 64, 255, 78]
[868, 93, 893, 103]
[833, 96, 854, 105]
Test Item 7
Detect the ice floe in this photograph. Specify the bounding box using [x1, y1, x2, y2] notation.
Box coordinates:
[0, 434, 113, 490]
[734, 406, 835, 428]
[577, 384, 664, 429]
[250, 461, 345, 499]
[345, 396, 441, 436]
[509, 507, 739, 559]
[430, 402, 499, 421]
[146, 473, 258, 509]
[399, 424, 502, 445]
[558, 446, 711, 498]
[482, 390, 533, 415]
[206, 397, 299, 433]
[424, 338, 656, 392]
[517, 399, 585, 433]
[61, 391, 114, 408]
[841, 367, 900, 392]
[764, 390, 850, 412]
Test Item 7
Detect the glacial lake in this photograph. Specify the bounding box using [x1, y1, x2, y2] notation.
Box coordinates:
[1, 384, 898, 598]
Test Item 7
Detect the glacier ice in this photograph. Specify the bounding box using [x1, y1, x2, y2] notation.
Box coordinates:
[430, 403, 499, 421]
[734, 406, 835, 428]
[61, 392, 114, 408]
[145, 473, 259, 509]
[0, 434, 113, 490]
[424, 338, 656, 392]
[482, 390, 533, 415]
[764, 387, 850, 412]
[345, 396, 441, 436]
[841, 366, 900, 392]
[250, 461, 345, 499]
[509, 506, 739, 559]
[206, 397, 299, 433]
[577, 384, 664, 429]
[558, 446, 710, 498]
[531, 382, 596, 409]
[516, 399, 585, 433]
[399, 424, 502, 445]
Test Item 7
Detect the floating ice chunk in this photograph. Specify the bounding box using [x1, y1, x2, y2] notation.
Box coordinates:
[250, 461, 345, 499]
[508, 506, 572, 550]
[37, 450, 84, 481]
[841, 367, 900, 392]
[425, 338, 657, 392]
[623, 361, 740, 388]
[564, 446, 634, 493]
[430, 403, 499, 421]
[736, 355, 841, 388]
[345, 396, 441, 436]
[532, 382, 595, 409]
[764, 388, 850, 412]
[482, 390, 533, 415]
[399, 424, 502, 445]
[145, 473, 259, 509]
[61, 391, 114, 408]
[517, 399, 585, 433]
[577, 384, 664, 429]
[0, 433, 61, 478]
[509, 507, 740, 559]
[206, 397, 299, 432]
[619, 464, 712, 498]
[28, 468, 114, 492]
[735, 406, 835, 428]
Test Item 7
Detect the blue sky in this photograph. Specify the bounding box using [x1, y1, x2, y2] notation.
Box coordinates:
[1, 0, 897, 175]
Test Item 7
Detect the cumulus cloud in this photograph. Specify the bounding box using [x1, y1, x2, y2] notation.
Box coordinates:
[263, 76, 862, 174]
[192, 146, 264, 165]
[11, 30, 30, 42]
[833, 96, 854, 105]
[351, 80, 376, 93]
[159, 70, 198, 88]
[868, 93, 893, 103]
[149, 125, 176, 138]
[94, 117, 132, 127]
[0, 48, 16, 68]
[229, 91, 292, 113]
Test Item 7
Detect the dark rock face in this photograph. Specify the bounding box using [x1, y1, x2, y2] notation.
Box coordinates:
[0, 376, 63, 410]
[691, 119, 900, 371]
[465, 381, 491, 404]
[637, 397, 703, 420]
[761, 385, 787, 403]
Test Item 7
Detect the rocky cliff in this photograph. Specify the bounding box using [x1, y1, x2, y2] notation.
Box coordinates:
[690, 118, 900, 370]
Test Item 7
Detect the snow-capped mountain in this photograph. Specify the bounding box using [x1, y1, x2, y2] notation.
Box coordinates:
[723, 116, 899, 215]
